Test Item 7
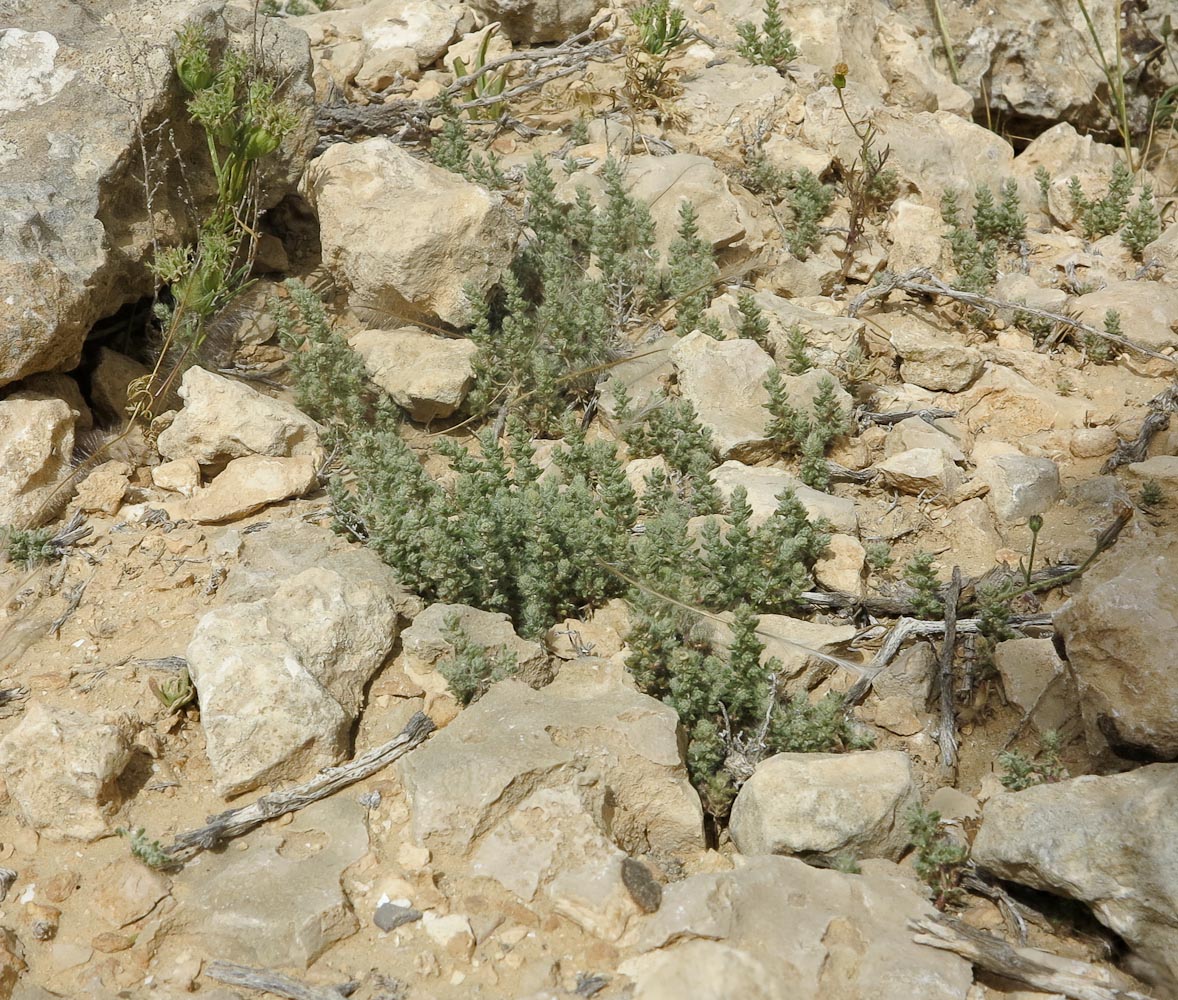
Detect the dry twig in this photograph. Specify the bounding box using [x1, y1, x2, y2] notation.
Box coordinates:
[206, 961, 353, 1000]
[162, 712, 435, 864]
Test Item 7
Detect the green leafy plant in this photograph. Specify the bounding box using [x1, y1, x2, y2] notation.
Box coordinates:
[1034, 165, 1052, 203]
[783, 169, 835, 260]
[998, 730, 1068, 791]
[784, 325, 813, 374]
[1084, 309, 1118, 363]
[613, 386, 721, 514]
[625, 0, 690, 115]
[907, 805, 969, 910]
[428, 96, 509, 188]
[736, 0, 798, 73]
[902, 551, 943, 618]
[1139, 478, 1166, 510]
[1067, 160, 1133, 240]
[940, 189, 997, 294]
[117, 827, 175, 871]
[451, 25, 508, 121]
[3, 527, 57, 569]
[864, 540, 893, 574]
[763, 369, 850, 491]
[831, 63, 900, 279]
[149, 671, 197, 714]
[437, 613, 519, 705]
[973, 179, 1026, 247]
[736, 292, 771, 348]
[666, 200, 718, 336]
[1121, 184, 1161, 257]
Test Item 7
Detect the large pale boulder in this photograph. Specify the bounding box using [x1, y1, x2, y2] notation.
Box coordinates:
[671, 331, 776, 461]
[1055, 531, 1178, 759]
[729, 751, 917, 863]
[621, 856, 972, 1000]
[888, 314, 984, 392]
[709, 292, 865, 372]
[625, 154, 755, 256]
[973, 766, 1178, 996]
[187, 564, 402, 797]
[156, 366, 322, 468]
[0, 704, 135, 842]
[976, 453, 1060, 523]
[711, 460, 858, 534]
[1073, 282, 1178, 351]
[0, 394, 75, 528]
[397, 658, 704, 859]
[0, 2, 313, 390]
[349, 327, 477, 423]
[179, 454, 318, 524]
[304, 138, 513, 327]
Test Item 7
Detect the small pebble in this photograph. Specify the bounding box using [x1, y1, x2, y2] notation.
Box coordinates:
[374, 901, 423, 932]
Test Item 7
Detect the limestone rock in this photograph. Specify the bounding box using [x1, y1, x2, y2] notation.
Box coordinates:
[187, 564, 401, 797]
[670, 331, 775, 461]
[350, 327, 476, 423]
[976, 454, 1060, 522]
[1055, 531, 1178, 759]
[0, 704, 135, 842]
[1074, 282, 1178, 351]
[156, 367, 322, 468]
[1124, 455, 1178, 489]
[73, 461, 130, 516]
[466, 0, 598, 43]
[729, 751, 918, 863]
[876, 448, 962, 495]
[179, 454, 318, 524]
[0, 395, 75, 528]
[889, 315, 984, 392]
[151, 457, 201, 496]
[400, 602, 547, 684]
[396, 658, 704, 859]
[886, 199, 949, 274]
[175, 797, 367, 967]
[625, 154, 754, 257]
[973, 766, 1178, 996]
[90, 858, 170, 929]
[992, 638, 1076, 736]
[305, 138, 513, 327]
[1070, 426, 1119, 459]
[814, 533, 866, 593]
[710, 293, 864, 372]
[0, 3, 313, 390]
[622, 856, 972, 1000]
[882, 416, 965, 462]
[711, 460, 858, 534]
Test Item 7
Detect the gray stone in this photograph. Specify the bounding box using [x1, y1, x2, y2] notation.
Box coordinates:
[466, 0, 599, 43]
[889, 314, 984, 392]
[992, 638, 1076, 735]
[729, 751, 918, 863]
[671, 331, 776, 461]
[397, 658, 704, 860]
[188, 562, 402, 797]
[621, 856, 972, 1000]
[711, 460, 858, 534]
[973, 766, 1178, 997]
[350, 327, 477, 423]
[0, 704, 135, 842]
[156, 366, 322, 468]
[374, 902, 422, 932]
[175, 797, 367, 967]
[877, 447, 962, 496]
[977, 453, 1060, 522]
[1055, 531, 1178, 759]
[0, 394, 75, 528]
[0, 2, 313, 390]
[305, 138, 513, 327]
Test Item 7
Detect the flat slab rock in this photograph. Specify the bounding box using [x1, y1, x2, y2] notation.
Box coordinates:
[620, 856, 972, 1000]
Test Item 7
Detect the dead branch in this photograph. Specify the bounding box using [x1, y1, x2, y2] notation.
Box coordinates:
[844, 613, 1054, 705]
[848, 268, 1177, 366]
[856, 407, 958, 427]
[909, 917, 1157, 1000]
[446, 14, 620, 97]
[1102, 381, 1178, 473]
[205, 961, 353, 1000]
[936, 568, 962, 772]
[313, 99, 434, 150]
[162, 711, 435, 864]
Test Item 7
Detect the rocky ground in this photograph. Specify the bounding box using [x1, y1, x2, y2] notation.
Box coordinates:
[1, 0, 1178, 998]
